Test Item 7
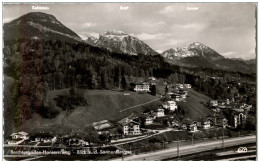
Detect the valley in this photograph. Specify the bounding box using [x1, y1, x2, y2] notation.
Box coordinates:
[2, 10, 256, 161]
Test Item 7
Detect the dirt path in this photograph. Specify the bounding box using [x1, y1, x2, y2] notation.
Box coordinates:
[120, 97, 161, 112]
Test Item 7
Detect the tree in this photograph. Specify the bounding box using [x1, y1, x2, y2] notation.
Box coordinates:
[121, 75, 127, 89]
[101, 70, 108, 89]
[165, 85, 169, 93]
[114, 66, 121, 88]
[151, 85, 156, 96]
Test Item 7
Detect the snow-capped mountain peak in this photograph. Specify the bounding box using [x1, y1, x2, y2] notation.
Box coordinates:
[84, 30, 158, 56]
[162, 42, 224, 60]
[103, 30, 127, 36]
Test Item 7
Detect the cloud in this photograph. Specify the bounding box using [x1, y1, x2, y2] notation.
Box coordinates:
[221, 51, 248, 59]
[172, 23, 208, 32]
[222, 50, 256, 59]
[82, 22, 96, 28]
[133, 32, 171, 41]
[155, 21, 166, 26]
[221, 51, 238, 56]
[164, 39, 183, 46]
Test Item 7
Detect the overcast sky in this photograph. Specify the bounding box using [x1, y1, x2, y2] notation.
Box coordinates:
[3, 3, 256, 59]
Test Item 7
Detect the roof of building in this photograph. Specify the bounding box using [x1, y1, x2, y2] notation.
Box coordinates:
[197, 117, 212, 123]
[118, 118, 140, 126]
[11, 131, 28, 136]
[166, 100, 176, 104]
[93, 120, 112, 130]
[182, 119, 197, 125]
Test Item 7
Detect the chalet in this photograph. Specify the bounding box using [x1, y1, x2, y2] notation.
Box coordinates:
[214, 115, 228, 127]
[210, 100, 218, 107]
[180, 93, 186, 99]
[118, 118, 141, 135]
[171, 120, 181, 128]
[218, 105, 227, 109]
[179, 89, 188, 95]
[145, 116, 154, 125]
[148, 77, 156, 81]
[218, 100, 226, 106]
[198, 118, 211, 129]
[131, 82, 150, 92]
[234, 108, 244, 113]
[154, 108, 165, 117]
[67, 136, 89, 146]
[240, 104, 252, 110]
[176, 84, 184, 89]
[184, 84, 191, 89]
[93, 120, 112, 131]
[170, 93, 181, 101]
[181, 124, 187, 130]
[226, 99, 230, 105]
[233, 113, 246, 128]
[182, 120, 198, 132]
[11, 131, 29, 140]
[162, 100, 177, 111]
[147, 77, 156, 85]
[189, 123, 198, 132]
[211, 107, 221, 113]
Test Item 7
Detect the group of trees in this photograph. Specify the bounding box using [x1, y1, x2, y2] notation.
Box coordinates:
[4, 38, 256, 128]
[4, 38, 180, 126]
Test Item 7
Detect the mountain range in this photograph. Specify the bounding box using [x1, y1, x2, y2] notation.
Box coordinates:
[161, 42, 256, 72]
[3, 12, 256, 73]
[81, 30, 158, 56]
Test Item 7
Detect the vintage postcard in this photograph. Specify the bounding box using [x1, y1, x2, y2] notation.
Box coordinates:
[2, 2, 257, 161]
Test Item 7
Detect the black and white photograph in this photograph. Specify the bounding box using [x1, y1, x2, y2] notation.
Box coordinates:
[2, 2, 257, 160]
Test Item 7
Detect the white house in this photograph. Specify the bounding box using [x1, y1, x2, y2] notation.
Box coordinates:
[133, 82, 150, 92]
[162, 101, 178, 111]
[170, 93, 181, 101]
[148, 77, 156, 81]
[118, 118, 141, 135]
[199, 118, 211, 129]
[176, 84, 184, 88]
[180, 93, 186, 99]
[145, 116, 154, 125]
[189, 124, 198, 132]
[184, 84, 191, 89]
[210, 100, 218, 107]
[11, 131, 29, 140]
[154, 108, 165, 117]
[183, 120, 198, 132]
[226, 99, 230, 105]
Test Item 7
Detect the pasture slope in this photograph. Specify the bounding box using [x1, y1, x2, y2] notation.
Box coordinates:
[21, 89, 162, 134]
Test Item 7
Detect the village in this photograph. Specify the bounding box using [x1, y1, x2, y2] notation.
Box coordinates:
[5, 76, 255, 156]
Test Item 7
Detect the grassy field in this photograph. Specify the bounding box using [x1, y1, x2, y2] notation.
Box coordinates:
[21, 89, 162, 134]
[4, 76, 213, 135]
[178, 89, 212, 120]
